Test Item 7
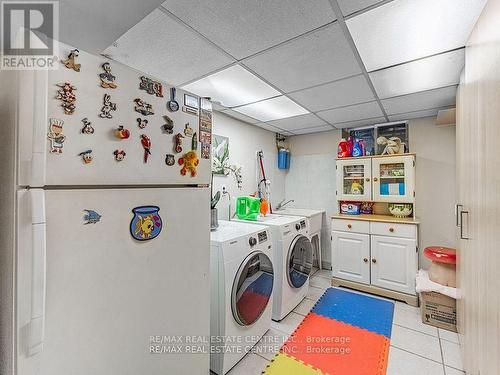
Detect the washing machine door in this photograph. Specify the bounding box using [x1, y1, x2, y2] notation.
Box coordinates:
[231, 251, 274, 326]
[287, 235, 313, 288]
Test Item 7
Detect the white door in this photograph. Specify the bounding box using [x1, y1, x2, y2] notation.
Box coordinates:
[370, 235, 417, 295]
[17, 187, 210, 375]
[336, 158, 372, 201]
[331, 231, 370, 284]
[16, 56, 211, 187]
[372, 155, 415, 203]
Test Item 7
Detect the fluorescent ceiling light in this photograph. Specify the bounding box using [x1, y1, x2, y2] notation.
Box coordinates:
[370, 49, 464, 99]
[347, 0, 487, 71]
[181, 65, 281, 107]
[233, 96, 309, 122]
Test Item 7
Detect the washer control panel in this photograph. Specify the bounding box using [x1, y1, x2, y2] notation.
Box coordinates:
[257, 231, 268, 244]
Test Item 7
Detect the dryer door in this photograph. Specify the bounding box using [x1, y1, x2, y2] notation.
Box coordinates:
[231, 251, 274, 326]
[287, 235, 313, 288]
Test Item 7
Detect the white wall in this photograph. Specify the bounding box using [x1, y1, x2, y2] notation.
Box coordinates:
[285, 117, 456, 268]
[211, 112, 286, 220]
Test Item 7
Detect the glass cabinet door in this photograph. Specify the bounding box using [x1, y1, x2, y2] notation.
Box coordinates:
[372, 155, 415, 203]
[336, 159, 372, 201]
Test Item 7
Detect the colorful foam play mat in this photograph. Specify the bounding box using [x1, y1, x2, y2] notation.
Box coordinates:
[263, 288, 395, 375]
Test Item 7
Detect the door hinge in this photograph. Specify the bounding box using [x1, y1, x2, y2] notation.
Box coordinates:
[413, 191, 415, 197]
[413, 160, 415, 167]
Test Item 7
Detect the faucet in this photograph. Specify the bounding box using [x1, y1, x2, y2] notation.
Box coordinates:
[276, 199, 294, 211]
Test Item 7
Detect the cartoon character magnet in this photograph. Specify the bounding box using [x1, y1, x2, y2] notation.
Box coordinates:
[179, 150, 199, 177]
[139, 76, 163, 97]
[99, 93, 117, 119]
[62, 49, 81, 72]
[79, 149, 93, 164]
[162, 115, 174, 134]
[130, 206, 162, 241]
[174, 133, 184, 154]
[83, 209, 101, 224]
[114, 125, 130, 139]
[137, 118, 148, 129]
[114, 149, 126, 161]
[165, 154, 175, 166]
[56, 82, 77, 115]
[99, 62, 117, 89]
[81, 118, 94, 134]
[47, 118, 66, 153]
[134, 98, 154, 116]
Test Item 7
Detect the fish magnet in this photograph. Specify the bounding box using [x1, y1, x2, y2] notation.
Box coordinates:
[130, 206, 162, 241]
[83, 209, 101, 224]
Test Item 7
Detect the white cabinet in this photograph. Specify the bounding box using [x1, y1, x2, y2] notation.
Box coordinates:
[372, 155, 415, 203]
[332, 231, 370, 284]
[370, 235, 417, 294]
[331, 218, 418, 298]
[336, 158, 372, 201]
[336, 155, 415, 203]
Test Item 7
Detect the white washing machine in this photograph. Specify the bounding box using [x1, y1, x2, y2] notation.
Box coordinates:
[234, 215, 313, 321]
[210, 220, 274, 375]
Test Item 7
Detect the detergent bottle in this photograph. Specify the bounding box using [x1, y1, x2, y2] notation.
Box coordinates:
[236, 196, 261, 221]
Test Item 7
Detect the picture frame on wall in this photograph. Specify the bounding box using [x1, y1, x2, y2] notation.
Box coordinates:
[211, 135, 229, 176]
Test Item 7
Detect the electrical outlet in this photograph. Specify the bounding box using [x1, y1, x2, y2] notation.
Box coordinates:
[221, 185, 227, 193]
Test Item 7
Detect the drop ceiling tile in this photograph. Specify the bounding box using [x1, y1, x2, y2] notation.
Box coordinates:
[289, 75, 374, 112]
[103, 10, 233, 86]
[347, 0, 487, 71]
[388, 107, 451, 122]
[334, 116, 387, 129]
[267, 113, 326, 131]
[255, 123, 290, 134]
[162, 0, 336, 59]
[316, 101, 383, 124]
[243, 23, 361, 93]
[219, 109, 260, 124]
[370, 49, 465, 99]
[381, 86, 457, 115]
[337, 0, 385, 16]
[181, 65, 281, 107]
[291, 125, 334, 135]
[233, 96, 309, 122]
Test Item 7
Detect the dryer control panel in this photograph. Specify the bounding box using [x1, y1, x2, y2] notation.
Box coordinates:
[257, 231, 268, 243]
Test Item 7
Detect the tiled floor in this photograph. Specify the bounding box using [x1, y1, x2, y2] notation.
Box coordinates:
[226, 269, 465, 375]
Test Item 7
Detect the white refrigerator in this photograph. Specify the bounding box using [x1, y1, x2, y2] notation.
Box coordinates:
[1, 46, 212, 375]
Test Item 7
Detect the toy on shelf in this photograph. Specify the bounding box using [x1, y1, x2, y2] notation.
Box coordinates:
[377, 136, 405, 155]
[350, 181, 364, 195]
[360, 202, 374, 214]
[337, 138, 351, 158]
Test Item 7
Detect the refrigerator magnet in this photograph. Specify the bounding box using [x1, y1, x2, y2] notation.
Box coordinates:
[47, 118, 66, 154]
[201, 143, 210, 159]
[161, 115, 174, 134]
[140, 134, 151, 163]
[55, 82, 76, 115]
[192, 132, 198, 151]
[79, 149, 93, 164]
[183, 123, 193, 137]
[174, 133, 184, 153]
[99, 62, 117, 89]
[137, 118, 148, 129]
[165, 154, 175, 166]
[99, 93, 116, 119]
[179, 151, 199, 177]
[139, 76, 163, 97]
[130, 206, 162, 241]
[81, 118, 94, 134]
[61, 49, 81, 72]
[114, 149, 126, 161]
[167, 87, 179, 112]
[83, 209, 101, 224]
[114, 125, 130, 139]
[134, 98, 154, 116]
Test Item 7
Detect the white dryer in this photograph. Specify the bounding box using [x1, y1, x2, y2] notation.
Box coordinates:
[234, 215, 313, 321]
[210, 220, 274, 375]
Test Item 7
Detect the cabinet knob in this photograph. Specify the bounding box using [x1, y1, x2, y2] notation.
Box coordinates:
[347, 224, 352, 229]
[363, 258, 368, 263]
[372, 259, 377, 263]
[389, 228, 394, 233]
[373, 177, 378, 182]
[365, 178, 370, 182]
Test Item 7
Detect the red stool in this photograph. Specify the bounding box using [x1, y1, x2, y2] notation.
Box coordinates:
[424, 247, 457, 287]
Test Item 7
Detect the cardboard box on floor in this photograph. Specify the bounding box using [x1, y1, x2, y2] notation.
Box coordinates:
[420, 291, 457, 332]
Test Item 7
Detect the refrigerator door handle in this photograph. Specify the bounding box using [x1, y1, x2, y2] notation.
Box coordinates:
[28, 189, 47, 355]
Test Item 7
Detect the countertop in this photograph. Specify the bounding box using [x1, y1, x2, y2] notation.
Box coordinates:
[331, 213, 420, 224]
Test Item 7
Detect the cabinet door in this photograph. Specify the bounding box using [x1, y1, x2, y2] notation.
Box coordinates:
[370, 235, 417, 295]
[336, 159, 372, 201]
[372, 155, 415, 203]
[331, 231, 370, 284]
